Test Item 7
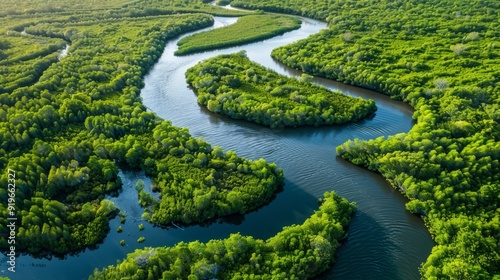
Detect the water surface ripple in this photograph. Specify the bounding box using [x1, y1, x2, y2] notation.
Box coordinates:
[4, 16, 433, 280]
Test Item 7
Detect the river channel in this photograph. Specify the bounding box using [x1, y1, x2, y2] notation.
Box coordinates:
[4, 15, 433, 280]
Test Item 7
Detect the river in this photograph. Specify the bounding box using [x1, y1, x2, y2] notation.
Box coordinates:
[2, 15, 433, 280]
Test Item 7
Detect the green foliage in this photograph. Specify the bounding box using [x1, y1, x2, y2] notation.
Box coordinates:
[119, 212, 126, 224]
[0, 195, 118, 254]
[0, 0, 249, 18]
[232, 0, 500, 278]
[217, 0, 233, 5]
[135, 180, 145, 192]
[120, 0, 251, 17]
[116, 226, 122, 233]
[0, 0, 277, 256]
[175, 14, 301, 55]
[120, 240, 125, 246]
[0, 35, 66, 94]
[141, 212, 151, 221]
[90, 191, 356, 280]
[186, 52, 376, 128]
[138, 224, 145, 231]
[0, 0, 130, 15]
[142, 122, 284, 225]
[137, 237, 145, 243]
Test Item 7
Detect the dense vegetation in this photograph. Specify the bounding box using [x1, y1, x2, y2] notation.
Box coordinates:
[90, 191, 355, 280]
[0, 0, 281, 256]
[0, 0, 249, 18]
[6, 0, 498, 278]
[175, 14, 301, 56]
[232, 0, 500, 278]
[186, 52, 376, 128]
[0, 35, 66, 93]
[133, 121, 284, 226]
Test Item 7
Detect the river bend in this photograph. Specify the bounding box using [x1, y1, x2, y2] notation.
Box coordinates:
[4, 16, 433, 280]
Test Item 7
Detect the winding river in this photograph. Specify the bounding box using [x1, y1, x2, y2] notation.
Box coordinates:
[4, 15, 433, 280]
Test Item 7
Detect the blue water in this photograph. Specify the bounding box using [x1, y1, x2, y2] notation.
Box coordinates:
[1, 16, 433, 280]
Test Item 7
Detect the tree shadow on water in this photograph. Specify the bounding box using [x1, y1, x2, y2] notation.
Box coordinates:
[314, 210, 402, 280]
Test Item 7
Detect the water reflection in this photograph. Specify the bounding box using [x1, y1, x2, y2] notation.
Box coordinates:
[2, 15, 433, 280]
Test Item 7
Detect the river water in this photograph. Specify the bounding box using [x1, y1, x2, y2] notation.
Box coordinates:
[2, 16, 433, 280]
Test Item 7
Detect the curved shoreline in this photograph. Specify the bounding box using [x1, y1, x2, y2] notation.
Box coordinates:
[140, 15, 433, 280]
[4, 15, 432, 280]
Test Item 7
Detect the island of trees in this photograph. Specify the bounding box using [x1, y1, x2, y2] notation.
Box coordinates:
[231, 0, 500, 278]
[175, 14, 301, 56]
[186, 52, 376, 128]
[90, 191, 355, 280]
[133, 121, 284, 226]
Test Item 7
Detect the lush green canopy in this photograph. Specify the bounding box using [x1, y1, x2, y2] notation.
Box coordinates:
[0, 0, 282, 255]
[186, 52, 376, 128]
[90, 191, 355, 280]
[176, 14, 301, 56]
[232, 0, 500, 278]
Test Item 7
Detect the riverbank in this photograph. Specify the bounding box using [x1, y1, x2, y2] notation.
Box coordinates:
[1, 14, 432, 280]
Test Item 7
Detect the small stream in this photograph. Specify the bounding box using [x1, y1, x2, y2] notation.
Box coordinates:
[57, 44, 69, 60]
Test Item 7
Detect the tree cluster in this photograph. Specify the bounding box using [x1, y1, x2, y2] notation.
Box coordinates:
[0, 4, 280, 256]
[103, 121, 284, 226]
[90, 191, 355, 280]
[175, 14, 301, 56]
[186, 52, 376, 128]
[231, 0, 500, 278]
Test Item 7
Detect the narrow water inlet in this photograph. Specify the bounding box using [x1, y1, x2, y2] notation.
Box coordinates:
[57, 44, 70, 60]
